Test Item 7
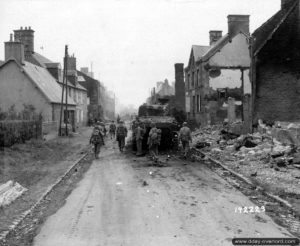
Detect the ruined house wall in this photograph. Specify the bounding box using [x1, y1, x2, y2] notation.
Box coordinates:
[254, 5, 300, 124]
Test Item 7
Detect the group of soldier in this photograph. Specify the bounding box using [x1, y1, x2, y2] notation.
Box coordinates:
[89, 120, 128, 159]
[134, 121, 192, 162]
[90, 119, 193, 161]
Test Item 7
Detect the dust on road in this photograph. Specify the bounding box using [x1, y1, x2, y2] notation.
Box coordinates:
[33, 140, 292, 246]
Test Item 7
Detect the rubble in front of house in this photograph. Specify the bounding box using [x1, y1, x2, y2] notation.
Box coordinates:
[192, 121, 300, 196]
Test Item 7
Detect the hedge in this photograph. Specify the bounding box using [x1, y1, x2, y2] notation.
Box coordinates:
[0, 120, 42, 148]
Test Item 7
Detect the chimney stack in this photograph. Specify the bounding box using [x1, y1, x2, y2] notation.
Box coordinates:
[209, 30, 223, 45]
[227, 15, 250, 38]
[4, 35, 25, 64]
[66, 55, 77, 85]
[174, 63, 186, 112]
[14, 26, 35, 57]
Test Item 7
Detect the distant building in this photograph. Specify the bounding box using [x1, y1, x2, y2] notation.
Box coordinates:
[185, 15, 251, 126]
[77, 69, 104, 122]
[0, 37, 76, 128]
[156, 79, 175, 97]
[251, 0, 300, 125]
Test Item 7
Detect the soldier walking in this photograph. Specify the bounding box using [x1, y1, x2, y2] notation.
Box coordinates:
[116, 120, 128, 152]
[89, 122, 105, 159]
[109, 121, 116, 139]
[136, 122, 145, 156]
[147, 122, 161, 162]
[179, 122, 192, 159]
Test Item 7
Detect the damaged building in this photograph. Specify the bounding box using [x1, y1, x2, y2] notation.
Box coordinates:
[251, 0, 300, 126]
[185, 15, 252, 129]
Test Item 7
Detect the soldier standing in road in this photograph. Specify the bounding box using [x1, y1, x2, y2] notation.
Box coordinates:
[116, 120, 128, 152]
[90, 123, 105, 159]
[179, 122, 192, 158]
[147, 122, 161, 162]
[136, 122, 145, 156]
[109, 121, 116, 140]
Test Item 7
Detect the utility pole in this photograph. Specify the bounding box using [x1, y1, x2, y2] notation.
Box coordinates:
[64, 46, 69, 136]
[58, 45, 69, 136]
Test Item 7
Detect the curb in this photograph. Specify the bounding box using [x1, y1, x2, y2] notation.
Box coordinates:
[192, 148, 295, 211]
[0, 151, 89, 242]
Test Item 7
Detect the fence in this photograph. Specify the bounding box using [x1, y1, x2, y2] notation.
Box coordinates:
[0, 120, 42, 148]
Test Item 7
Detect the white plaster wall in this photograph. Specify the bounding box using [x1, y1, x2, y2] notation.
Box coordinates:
[0, 62, 52, 121]
[209, 69, 242, 89]
[209, 33, 250, 68]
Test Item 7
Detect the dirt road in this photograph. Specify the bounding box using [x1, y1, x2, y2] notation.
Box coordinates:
[33, 139, 293, 246]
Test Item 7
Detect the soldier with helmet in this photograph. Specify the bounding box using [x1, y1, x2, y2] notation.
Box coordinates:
[179, 122, 192, 158]
[147, 122, 161, 162]
[89, 121, 105, 159]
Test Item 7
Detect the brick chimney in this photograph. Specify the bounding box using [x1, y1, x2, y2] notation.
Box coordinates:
[174, 63, 186, 112]
[209, 30, 223, 45]
[45, 63, 62, 81]
[227, 15, 250, 38]
[281, 0, 296, 9]
[66, 54, 77, 85]
[13, 26, 34, 58]
[4, 34, 25, 64]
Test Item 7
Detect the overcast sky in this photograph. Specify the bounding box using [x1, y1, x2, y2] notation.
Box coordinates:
[0, 0, 280, 109]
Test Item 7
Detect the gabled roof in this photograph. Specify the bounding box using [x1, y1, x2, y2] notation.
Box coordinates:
[186, 45, 210, 69]
[200, 31, 250, 63]
[201, 34, 230, 62]
[252, 0, 298, 56]
[26, 52, 54, 67]
[0, 59, 76, 105]
[192, 45, 210, 61]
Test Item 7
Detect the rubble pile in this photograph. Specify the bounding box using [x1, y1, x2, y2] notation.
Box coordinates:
[192, 123, 300, 196]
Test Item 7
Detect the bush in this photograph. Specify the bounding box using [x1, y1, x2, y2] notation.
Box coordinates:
[0, 104, 42, 148]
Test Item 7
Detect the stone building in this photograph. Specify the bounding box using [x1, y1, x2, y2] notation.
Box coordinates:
[251, 0, 300, 125]
[77, 69, 104, 123]
[185, 15, 251, 127]
[0, 37, 76, 129]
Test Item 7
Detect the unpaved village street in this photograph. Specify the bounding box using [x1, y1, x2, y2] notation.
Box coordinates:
[32, 139, 293, 246]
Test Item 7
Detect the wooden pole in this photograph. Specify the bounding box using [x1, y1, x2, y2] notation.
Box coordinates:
[59, 45, 68, 136]
[64, 45, 69, 136]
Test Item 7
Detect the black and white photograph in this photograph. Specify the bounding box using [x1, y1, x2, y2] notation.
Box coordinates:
[0, 0, 299, 245]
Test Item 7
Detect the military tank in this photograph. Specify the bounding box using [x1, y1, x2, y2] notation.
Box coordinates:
[132, 104, 180, 151]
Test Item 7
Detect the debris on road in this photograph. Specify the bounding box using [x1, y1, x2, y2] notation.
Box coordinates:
[191, 121, 300, 214]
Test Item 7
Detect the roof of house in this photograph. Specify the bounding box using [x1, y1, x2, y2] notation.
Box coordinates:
[192, 45, 210, 61]
[252, 0, 298, 56]
[25, 52, 54, 67]
[200, 34, 230, 62]
[0, 59, 76, 105]
[186, 45, 210, 70]
[23, 61, 76, 105]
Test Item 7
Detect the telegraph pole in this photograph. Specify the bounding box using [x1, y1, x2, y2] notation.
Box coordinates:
[58, 45, 69, 136]
[64, 46, 69, 136]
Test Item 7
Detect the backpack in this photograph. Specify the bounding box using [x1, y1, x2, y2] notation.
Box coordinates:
[110, 124, 116, 131]
[117, 126, 127, 137]
[150, 128, 161, 144]
[91, 128, 103, 144]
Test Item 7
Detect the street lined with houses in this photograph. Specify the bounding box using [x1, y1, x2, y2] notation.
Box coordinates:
[1, 0, 300, 245]
[32, 139, 293, 246]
